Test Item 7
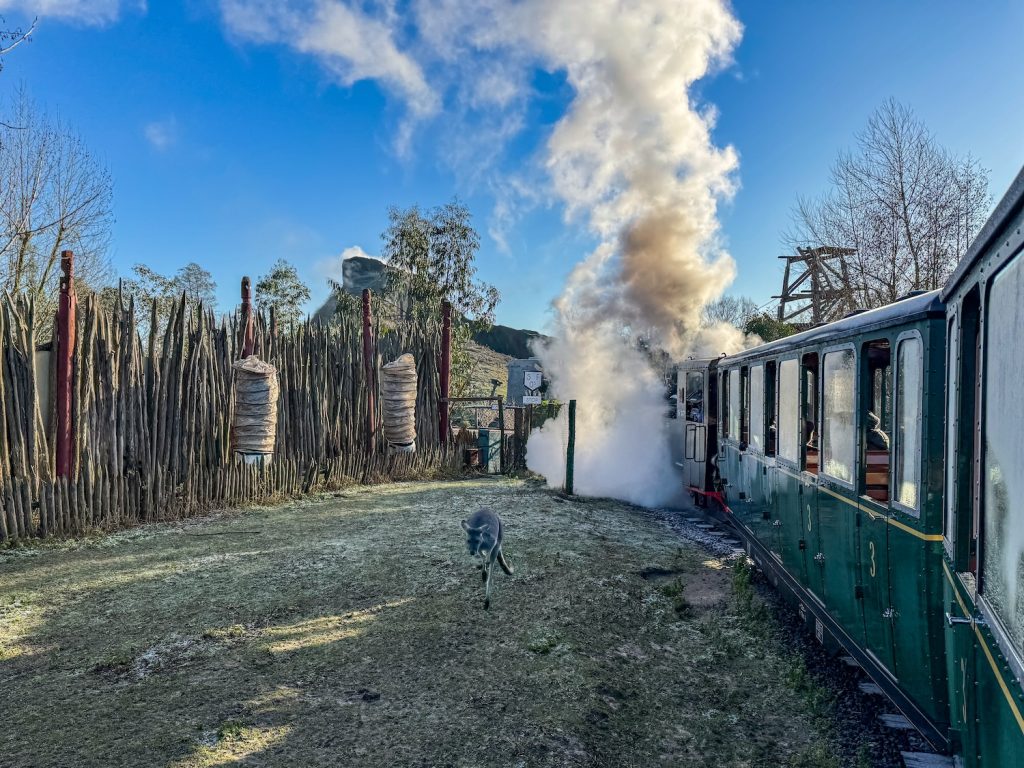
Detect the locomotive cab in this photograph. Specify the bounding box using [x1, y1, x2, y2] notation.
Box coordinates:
[676, 358, 719, 503]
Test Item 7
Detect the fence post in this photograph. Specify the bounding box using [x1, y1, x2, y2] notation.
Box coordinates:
[564, 399, 576, 495]
[497, 397, 506, 474]
[55, 251, 76, 479]
[362, 289, 376, 452]
[513, 406, 524, 470]
[240, 276, 255, 358]
[439, 300, 452, 446]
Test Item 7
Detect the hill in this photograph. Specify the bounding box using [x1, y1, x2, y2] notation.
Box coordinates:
[315, 255, 549, 362]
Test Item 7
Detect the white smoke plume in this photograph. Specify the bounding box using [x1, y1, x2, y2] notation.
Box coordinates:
[506, 1, 749, 506]
[220, 0, 753, 506]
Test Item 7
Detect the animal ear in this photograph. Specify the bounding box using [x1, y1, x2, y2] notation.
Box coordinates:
[461, 520, 471, 532]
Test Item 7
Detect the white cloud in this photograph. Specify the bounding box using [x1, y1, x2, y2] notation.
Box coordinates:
[220, 0, 437, 155]
[143, 118, 177, 151]
[311, 245, 377, 285]
[0, 0, 144, 25]
[340, 245, 376, 261]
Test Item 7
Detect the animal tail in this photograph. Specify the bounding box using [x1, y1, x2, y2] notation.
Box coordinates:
[497, 548, 514, 576]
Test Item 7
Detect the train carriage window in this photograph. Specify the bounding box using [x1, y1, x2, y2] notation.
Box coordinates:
[894, 337, 923, 513]
[750, 365, 764, 453]
[861, 340, 892, 503]
[765, 361, 777, 456]
[822, 349, 856, 484]
[801, 353, 820, 474]
[949, 288, 982, 576]
[778, 359, 799, 463]
[728, 368, 740, 441]
[944, 314, 960, 557]
[722, 371, 730, 439]
[684, 371, 705, 423]
[740, 367, 750, 446]
[982, 254, 1024, 654]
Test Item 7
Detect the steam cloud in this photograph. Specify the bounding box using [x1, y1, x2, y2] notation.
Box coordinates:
[221, 0, 751, 506]
[510, 1, 749, 506]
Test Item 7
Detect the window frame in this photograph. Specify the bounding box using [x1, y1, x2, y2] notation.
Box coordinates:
[683, 369, 705, 423]
[720, 367, 729, 440]
[891, 330, 924, 518]
[739, 366, 750, 448]
[976, 247, 1024, 680]
[728, 367, 741, 444]
[819, 342, 858, 489]
[777, 355, 801, 466]
[942, 311, 958, 561]
[749, 363, 765, 455]
[800, 352, 821, 475]
[765, 360, 777, 457]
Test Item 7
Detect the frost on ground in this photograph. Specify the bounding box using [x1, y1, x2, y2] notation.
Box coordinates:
[0, 478, 836, 767]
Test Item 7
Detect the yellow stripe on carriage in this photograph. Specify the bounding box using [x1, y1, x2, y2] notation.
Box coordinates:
[815, 484, 944, 542]
[942, 561, 1024, 736]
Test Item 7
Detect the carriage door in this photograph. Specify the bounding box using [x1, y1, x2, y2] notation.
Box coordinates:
[942, 301, 979, 756]
[681, 367, 709, 491]
[858, 338, 896, 674]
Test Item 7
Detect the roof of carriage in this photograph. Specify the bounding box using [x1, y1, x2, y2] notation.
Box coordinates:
[942, 164, 1024, 301]
[715, 289, 944, 367]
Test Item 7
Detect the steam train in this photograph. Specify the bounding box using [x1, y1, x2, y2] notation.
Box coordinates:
[677, 167, 1024, 766]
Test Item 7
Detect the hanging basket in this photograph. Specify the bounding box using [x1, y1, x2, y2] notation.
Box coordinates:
[381, 353, 417, 450]
[231, 355, 279, 456]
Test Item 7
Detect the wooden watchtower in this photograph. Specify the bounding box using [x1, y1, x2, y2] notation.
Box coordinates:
[773, 246, 856, 329]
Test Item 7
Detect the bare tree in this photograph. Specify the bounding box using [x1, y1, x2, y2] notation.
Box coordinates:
[0, 16, 35, 73]
[788, 100, 990, 311]
[0, 88, 113, 320]
[701, 295, 758, 328]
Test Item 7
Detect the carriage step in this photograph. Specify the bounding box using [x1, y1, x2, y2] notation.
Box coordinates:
[879, 713, 914, 730]
[900, 751, 954, 767]
[840, 655, 861, 668]
[858, 682, 884, 696]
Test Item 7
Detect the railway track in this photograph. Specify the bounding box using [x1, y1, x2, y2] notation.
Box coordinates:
[661, 502, 954, 768]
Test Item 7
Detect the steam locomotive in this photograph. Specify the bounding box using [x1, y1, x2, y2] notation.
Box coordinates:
[678, 168, 1024, 765]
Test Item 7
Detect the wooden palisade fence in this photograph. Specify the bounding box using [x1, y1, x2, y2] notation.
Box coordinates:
[0, 264, 453, 543]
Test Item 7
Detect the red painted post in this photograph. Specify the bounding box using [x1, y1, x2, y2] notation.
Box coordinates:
[240, 276, 255, 358]
[362, 289, 376, 451]
[55, 251, 76, 479]
[439, 300, 452, 446]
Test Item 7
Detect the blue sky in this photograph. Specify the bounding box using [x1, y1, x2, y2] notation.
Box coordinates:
[0, 0, 1021, 331]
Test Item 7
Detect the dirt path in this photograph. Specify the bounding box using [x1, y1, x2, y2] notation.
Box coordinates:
[0, 478, 836, 767]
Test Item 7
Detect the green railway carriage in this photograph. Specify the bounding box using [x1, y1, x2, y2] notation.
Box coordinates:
[939, 167, 1024, 766]
[700, 291, 951, 748]
[677, 168, 1024, 764]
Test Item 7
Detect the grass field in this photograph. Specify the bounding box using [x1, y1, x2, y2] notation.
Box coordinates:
[0, 478, 839, 767]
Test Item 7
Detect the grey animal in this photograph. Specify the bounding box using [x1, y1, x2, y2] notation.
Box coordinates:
[461, 508, 514, 609]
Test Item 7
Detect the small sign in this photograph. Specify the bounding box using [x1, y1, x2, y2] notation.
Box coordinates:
[524, 371, 542, 389]
[522, 395, 541, 405]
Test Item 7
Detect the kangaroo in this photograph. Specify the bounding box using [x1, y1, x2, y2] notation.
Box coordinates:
[461, 508, 514, 610]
